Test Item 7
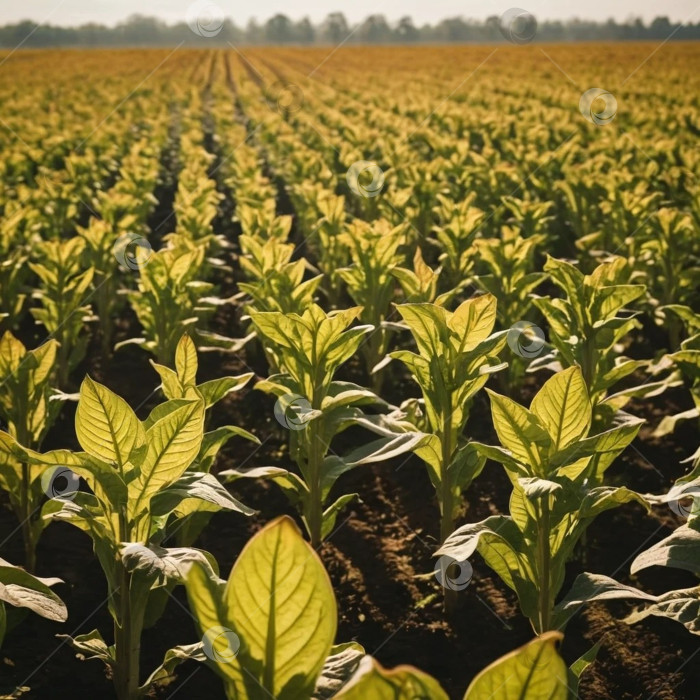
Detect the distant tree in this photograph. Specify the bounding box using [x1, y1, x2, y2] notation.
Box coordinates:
[265, 14, 294, 43]
[358, 14, 392, 43]
[246, 18, 264, 45]
[435, 17, 469, 42]
[650, 15, 673, 38]
[295, 17, 315, 44]
[396, 16, 419, 42]
[0, 13, 699, 48]
[321, 12, 350, 44]
[117, 15, 167, 44]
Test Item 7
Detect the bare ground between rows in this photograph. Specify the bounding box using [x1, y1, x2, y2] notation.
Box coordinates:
[1, 345, 699, 700]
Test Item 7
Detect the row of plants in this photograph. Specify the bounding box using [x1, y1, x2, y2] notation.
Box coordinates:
[0, 45, 698, 699]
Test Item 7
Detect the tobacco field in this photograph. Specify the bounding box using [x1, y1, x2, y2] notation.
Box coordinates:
[0, 42, 699, 699]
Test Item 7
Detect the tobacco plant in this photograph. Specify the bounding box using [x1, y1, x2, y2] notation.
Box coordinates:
[0, 246, 29, 330]
[239, 304, 426, 546]
[474, 226, 545, 392]
[432, 194, 484, 291]
[390, 295, 506, 611]
[653, 306, 700, 448]
[119, 244, 221, 365]
[532, 256, 659, 420]
[337, 220, 407, 389]
[0, 376, 252, 700]
[238, 235, 322, 315]
[29, 237, 94, 386]
[313, 193, 351, 308]
[150, 334, 256, 545]
[637, 208, 699, 348]
[438, 367, 646, 633]
[0, 332, 67, 571]
[391, 247, 451, 305]
[392, 295, 506, 540]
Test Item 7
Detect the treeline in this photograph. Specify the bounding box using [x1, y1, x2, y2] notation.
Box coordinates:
[1, 13, 699, 48]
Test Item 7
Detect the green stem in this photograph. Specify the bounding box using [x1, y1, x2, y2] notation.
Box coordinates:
[440, 409, 458, 615]
[307, 416, 324, 549]
[20, 463, 36, 573]
[113, 515, 141, 700]
[536, 496, 552, 633]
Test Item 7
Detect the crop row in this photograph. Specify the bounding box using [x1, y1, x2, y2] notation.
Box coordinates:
[0, 46, 698, 699]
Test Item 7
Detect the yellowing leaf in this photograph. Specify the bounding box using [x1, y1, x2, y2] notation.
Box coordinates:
[449, 294, 497, 351]
[336, 657, 448, 699]
[463, 632, 568, 699]
[225, 516, 336, 699]
[175, 334, 198, 387]
[531, 367, 591, 452]
[129, 398, 204, 517]
[75, 376, 145, 469]
[487, 390, 550, 471]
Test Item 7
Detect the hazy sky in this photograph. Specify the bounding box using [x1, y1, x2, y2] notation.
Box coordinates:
[2, 1, 699, 27]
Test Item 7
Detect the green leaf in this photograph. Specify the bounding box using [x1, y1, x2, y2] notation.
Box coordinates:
[394, 303, 448, 357]
[568, 638, 603, 694]
[625, 586, 700, 636]
[487, 389, 550, 470]
[553, 573, 656, 629]
[336, 657, 449, 699]
[195, 516, 337, 699]
[120, 544, 214, 586]
[0, 559, 67, 622]
[313, 643, 366, 699]
[150, 472, 255, 518]
[199, 425, 259, 473]
[75, 376, 145, 468]
[198, 374, 254, 408]
[140, 643, 206, 691]
[321, 494, 358, 539]
[448, 293, 497, 351]
[630, 524, 700, 576]
[175, 334, 199, 386]
[129, 399, 205, 519]
[531, 367, 591, 452]
[150, 361, 183, 400]
[463, 632, 568, 699]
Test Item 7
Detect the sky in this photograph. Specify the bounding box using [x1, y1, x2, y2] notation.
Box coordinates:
[1, 1, 698, 27]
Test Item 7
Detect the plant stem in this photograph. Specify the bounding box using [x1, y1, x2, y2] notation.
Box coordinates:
[20, 463, 36, 573]
[536, 496, 552, 633]
[113, 515, 141, 700]
[307, 416, 323, 549]
[440, 409, 458, 615]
